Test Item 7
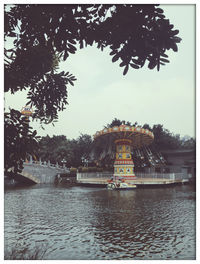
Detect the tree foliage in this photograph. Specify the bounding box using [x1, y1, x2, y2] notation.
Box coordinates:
[4, 109, 39, 174]
[151, 124, 181, 150]
[37, 134, 93, 168]
[107, 120, 195, 151]
[4, 4, 181, 174]
[105, 118, 138, 128]
[5, 4, 181, 122]
[33, 119, 195, 170]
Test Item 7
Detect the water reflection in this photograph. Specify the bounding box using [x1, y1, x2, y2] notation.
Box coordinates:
[4, 185, 195, 260]
[90, 187, 195, 260]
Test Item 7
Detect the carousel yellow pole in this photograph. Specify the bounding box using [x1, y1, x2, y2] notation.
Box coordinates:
[113, 139, 136, 181]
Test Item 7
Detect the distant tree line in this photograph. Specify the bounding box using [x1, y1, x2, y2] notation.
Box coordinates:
[106, 118, 195, 150]
[37, 134, 93, 168]
[36, 118, 195, 168]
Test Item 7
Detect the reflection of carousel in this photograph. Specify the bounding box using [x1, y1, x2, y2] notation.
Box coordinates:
[93, 125, 154, 182]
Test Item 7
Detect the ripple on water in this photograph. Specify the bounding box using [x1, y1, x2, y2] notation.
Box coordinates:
[4, 185, 196, 260]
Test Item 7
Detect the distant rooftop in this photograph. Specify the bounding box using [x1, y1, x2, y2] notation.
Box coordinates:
[162, 149, 195, 154]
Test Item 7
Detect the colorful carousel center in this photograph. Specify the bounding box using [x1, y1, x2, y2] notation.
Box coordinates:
[93, 125, 154, 181]
[114, 138, 135, 180]
[21, 106, 33, 120]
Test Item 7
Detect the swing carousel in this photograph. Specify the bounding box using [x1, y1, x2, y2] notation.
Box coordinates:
[93, 124, 165, 181]
[21, 105, 37, 163]
[21, 105, 33, 120]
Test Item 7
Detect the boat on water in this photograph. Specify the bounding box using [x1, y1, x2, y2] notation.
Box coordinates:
[107, 180, 137, 190]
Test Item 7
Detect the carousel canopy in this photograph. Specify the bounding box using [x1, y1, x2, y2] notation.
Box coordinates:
[93, 124, 154, 148]
[21, 106, 33, 116]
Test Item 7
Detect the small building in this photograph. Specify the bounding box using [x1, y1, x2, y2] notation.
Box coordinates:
[146, 149, 196, 181]
[162, 149, 195, 176]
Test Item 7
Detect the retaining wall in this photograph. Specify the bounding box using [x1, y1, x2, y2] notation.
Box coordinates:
[23, 163, 67, 183]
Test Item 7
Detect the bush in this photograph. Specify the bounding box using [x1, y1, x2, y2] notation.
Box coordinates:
[70, 167, 77, 173]
[4, 244, 48, 260]
[77, 166, 103, 173]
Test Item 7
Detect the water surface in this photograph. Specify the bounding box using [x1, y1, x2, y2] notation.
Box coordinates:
[4, 184, 196, 260]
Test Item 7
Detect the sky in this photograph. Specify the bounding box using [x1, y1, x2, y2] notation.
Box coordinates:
[4, 4, 196, 140]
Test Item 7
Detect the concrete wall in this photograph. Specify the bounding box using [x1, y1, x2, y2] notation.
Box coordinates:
[23, 164, 66, 183]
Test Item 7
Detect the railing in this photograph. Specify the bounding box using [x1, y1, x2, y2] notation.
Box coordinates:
[136, 172, 171, 179]
[136, 172, 190, 181]
[77, 172, 111, 180]
[24, 159, 69, 172]
[174, 173, 192, 180]
[77, 172, 191, 181]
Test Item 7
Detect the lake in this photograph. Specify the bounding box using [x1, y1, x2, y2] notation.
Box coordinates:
[4, 184, 196, 260]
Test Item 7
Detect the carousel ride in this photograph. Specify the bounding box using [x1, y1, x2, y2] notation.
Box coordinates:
[92, 124, 166, 189]
[21, 105, 33, 120]
[21, 105, 38, 162]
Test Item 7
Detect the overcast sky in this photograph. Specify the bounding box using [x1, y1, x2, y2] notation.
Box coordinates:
[4, 4, 196, 140]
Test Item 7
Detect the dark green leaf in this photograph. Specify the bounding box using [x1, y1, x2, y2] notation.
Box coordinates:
[160, 58, 170, 63]
[119, 61, 126, 67]
[123, 65, 129, 75]
[112, 54, 119, 62]
[156, 8, 164, 13]
[130, 63, 140, 69]
[63, 50, 69, 60]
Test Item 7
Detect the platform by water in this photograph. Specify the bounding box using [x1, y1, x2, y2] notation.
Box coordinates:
[76, 172, 190, 187]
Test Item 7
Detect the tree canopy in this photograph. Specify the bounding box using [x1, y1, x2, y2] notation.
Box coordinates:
[4, 110, 39, 174]
[4, 4, 182, 174]
[105, 119, 195, 151]
[36, 120, 195, 171]
[37, 134, 93, 168]
[95, 119, 195, 167]
[5, 4, 181, 122]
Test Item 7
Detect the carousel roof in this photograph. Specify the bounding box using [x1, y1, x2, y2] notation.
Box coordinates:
[93, 125, 154, 148]
[21, 106, 33, 116]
